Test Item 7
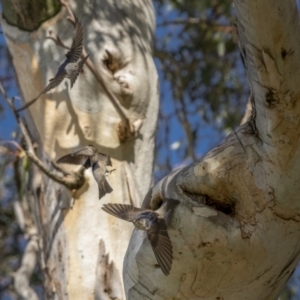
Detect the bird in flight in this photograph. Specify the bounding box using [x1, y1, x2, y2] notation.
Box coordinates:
[57, 145, 113, 199]
[102, 198, 180, 275]
[16, 15, 88, 112]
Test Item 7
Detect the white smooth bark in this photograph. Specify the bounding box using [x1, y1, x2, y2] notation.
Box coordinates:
[124, 1, 300, 299]
[2, 0, 158, 298]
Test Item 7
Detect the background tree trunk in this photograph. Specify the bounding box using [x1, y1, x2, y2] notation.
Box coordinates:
[124, 0, 300, 299]
[1, 0, 158, 298]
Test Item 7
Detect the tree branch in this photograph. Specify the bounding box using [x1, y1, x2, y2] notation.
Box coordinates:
[0, 81, 84, 190]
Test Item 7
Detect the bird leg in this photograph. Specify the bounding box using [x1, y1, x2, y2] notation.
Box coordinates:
[106, 168, 116, 175]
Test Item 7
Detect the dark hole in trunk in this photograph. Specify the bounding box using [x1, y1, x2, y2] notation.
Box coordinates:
[184, 191, 235, 217]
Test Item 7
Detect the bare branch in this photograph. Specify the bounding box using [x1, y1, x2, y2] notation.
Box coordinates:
[51, 160, 70, 176]
[0, 81, 84, 190]
[19, 119, 84, 189]
[14, 237, 39, 300]
[59, 0, 75, 24]
[47, 30, 69, 50]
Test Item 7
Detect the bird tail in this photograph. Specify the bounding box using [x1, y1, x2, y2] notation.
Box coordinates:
[15, 96, 39, 112]
[98, 178, 113, 200]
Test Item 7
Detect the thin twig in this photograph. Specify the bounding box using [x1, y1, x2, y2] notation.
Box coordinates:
[19, 119, 83, 189]
[0, 81, 84, 190]
[59, 0, 75, 24]
[51, 160, 70, 176]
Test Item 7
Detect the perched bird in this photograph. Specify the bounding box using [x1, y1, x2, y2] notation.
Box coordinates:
[57, 145, 113, 199]
[16, 15, 88, 112]
[102, 198, 180, 275]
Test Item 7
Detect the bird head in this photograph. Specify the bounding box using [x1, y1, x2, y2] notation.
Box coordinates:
[133, 215, 149, 231]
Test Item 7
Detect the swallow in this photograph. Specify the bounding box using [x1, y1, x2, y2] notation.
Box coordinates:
[101, 198, 180, 275]
[57, 145, 113, 199]
[16, 14, 88, 112]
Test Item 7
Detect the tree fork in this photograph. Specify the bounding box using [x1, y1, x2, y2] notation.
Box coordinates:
[124, 1, 300, 299]
[1, 0, 159, 298]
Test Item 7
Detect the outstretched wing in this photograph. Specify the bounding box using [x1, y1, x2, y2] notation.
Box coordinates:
[70, 145, 95, 157]
[15, 72, 65, 112]
[66, 15, 83, 63]
[147, 218, 173, 276]
[101, 204, 144, 221]
[56, 153, 90, 168]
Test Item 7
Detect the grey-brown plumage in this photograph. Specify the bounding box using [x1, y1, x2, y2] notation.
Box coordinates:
[101, 199, 179, 275]
[57, 145, 113, 199]
[16, 15, 88, 112]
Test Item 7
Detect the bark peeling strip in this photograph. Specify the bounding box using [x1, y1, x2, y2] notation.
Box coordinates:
[94, 239, 123, 300]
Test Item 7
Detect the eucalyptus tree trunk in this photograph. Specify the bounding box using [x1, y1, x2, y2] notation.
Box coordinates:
[1, 0, 158, 299]
[124, 0, 300, 299]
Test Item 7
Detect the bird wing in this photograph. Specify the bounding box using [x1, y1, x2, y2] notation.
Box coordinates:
[147, 218, 173, 276]
[92, 162, 105, 183]
[15, 72, 65, 112]
[66, 15, 83, 63]
[71, 146, 95, 157]
[42, 71, 66, 94]
[101, 204, 144, 221]
[56, 153, 90, 168]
